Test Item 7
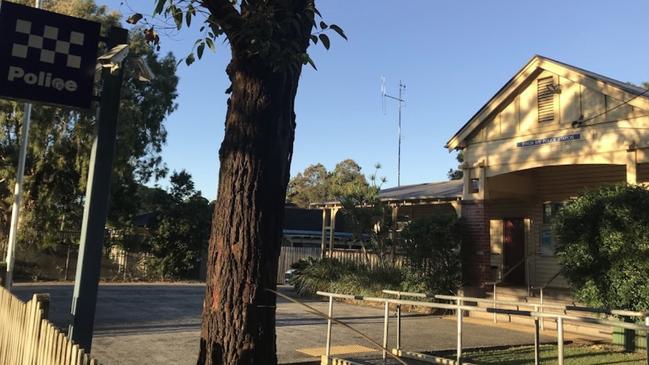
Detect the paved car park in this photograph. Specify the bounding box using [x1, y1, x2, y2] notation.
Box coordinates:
[13, 283, 556, 364]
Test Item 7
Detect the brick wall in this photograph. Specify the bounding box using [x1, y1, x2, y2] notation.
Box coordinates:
[460, 200, 490, 286]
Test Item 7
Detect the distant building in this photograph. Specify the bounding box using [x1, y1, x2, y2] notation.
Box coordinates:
[282, 206, 354, 248]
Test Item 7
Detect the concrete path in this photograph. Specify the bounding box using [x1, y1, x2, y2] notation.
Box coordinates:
[13, 283, 557, 364]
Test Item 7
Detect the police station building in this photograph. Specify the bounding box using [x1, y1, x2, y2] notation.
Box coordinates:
[447, 55, 649, 290]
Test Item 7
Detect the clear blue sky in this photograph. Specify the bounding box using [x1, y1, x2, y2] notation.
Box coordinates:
[100, 0, 649, 200]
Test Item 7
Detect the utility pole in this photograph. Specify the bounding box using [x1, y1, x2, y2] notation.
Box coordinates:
[382, 80, 406, 186]
[69, 26, 128, 352]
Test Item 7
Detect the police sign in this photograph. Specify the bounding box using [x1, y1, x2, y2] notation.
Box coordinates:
[0, 1, 100, 109]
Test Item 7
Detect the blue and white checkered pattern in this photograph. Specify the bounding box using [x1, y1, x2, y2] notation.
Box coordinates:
[11, 18, 85, 69]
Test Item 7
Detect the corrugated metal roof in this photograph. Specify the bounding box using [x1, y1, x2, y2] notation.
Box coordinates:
[379, 179, 463, 201]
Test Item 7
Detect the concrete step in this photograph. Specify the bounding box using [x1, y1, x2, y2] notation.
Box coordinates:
[452, 287, 613, 341]
[492, 286, 573, 300]
[465, 300, 612, 340]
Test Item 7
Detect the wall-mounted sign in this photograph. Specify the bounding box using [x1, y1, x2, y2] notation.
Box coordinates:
[516, 133, 581, 148]
[0, 1, 100, 109]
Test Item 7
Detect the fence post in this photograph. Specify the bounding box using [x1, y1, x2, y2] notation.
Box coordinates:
[539, 287, 545, 331]
[623, 316, 636, 352]
[325, 296, 333, 359]
[320, 209, 327, 259]
[493, 283, 497, 323]
[644, 316, 649, 365]
[396, 292, 401, 351]
[457, 298, 463, 364]
[383, 300, 389, 360]
[34, 293, 50, 320]
[534, 317, 540, 365]
[557, 317, 564, 365]
[645, 329, 648, 365]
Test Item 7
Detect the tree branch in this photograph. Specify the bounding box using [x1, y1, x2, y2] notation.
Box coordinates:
[201, 0, 242, 39]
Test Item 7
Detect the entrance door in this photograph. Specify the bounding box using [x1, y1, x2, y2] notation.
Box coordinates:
[502, 218, 525, 285]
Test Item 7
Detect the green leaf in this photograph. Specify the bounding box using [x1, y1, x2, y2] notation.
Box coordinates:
[185, 9, 192, 27]
[185, 53, 195, 66]
[318, 34, 330, 50]
[304, 53, 317, 70]
[154, 0, 166, 15]
[319, 21, 328, 30]
[126, 13, 143, 25]
[329, 24, 348, 40]
[205, 38, 216, 51]
[172, 7, 183, 30]
[197, 43, 205, 59]
[310, 35, 318, 44]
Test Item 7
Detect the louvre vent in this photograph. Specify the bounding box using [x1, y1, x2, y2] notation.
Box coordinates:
[537, 77, 555, 123]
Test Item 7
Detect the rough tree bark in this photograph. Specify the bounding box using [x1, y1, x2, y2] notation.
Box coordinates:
[197, 2, 314, 363]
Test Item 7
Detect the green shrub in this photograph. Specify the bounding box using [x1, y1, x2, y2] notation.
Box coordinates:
[399, 215, 462, 295]
[553, 184, 649, 311]
[289, 258, 401, 297]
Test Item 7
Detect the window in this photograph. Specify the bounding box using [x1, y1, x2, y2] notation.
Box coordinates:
[470, 178, 480, 193]
[537, 77, 555, 123]
[541, 201, 569, 256]
[542, 201, 565, 224]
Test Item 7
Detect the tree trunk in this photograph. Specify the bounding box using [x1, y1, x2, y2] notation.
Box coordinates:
[197, 56, 301, 364]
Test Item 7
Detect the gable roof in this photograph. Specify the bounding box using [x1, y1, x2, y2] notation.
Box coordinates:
[446, 55, 649, 150]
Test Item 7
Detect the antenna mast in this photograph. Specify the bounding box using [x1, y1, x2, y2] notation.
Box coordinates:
[382, 79, 406, 187]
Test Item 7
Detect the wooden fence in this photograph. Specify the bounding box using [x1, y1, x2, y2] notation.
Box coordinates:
[328, 248, 404, 268]
[277, 246, 321, 283]
[0, 286, 101, 365]
[277, 247, 405, 283]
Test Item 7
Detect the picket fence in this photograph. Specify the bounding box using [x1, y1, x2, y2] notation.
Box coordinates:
[0, 286, 101, 365]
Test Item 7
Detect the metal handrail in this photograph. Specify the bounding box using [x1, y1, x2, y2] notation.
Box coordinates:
[435, 294, 564, 311]
[485, 256, 527, 286]
[538, 270, 562, 290]
[435, 294, 648, 318]
[485, 256, 530, 323]
[381, 290, 433, 350]
[317, 290, 649, 365]
[528, 269, 649, 330]
[381, 289, 433, 299]
[528, 270, 565, 330]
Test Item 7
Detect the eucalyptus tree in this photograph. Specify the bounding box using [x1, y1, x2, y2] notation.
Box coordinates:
[130, 0, 345, 363]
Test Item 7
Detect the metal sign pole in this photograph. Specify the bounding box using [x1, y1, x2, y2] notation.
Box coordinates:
[4, 102, 31, 290]
[69, 26, 127, 352]
[3, 0, 40, 291]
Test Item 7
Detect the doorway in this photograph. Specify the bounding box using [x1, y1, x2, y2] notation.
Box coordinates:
[502, 218, 525, 285]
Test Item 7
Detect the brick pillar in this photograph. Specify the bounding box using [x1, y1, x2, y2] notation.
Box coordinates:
[460, 200, 490, 287]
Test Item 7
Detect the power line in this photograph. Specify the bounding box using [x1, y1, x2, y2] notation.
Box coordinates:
[576, 87, 649, 126]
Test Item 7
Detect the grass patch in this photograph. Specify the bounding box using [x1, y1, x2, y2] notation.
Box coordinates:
[463, 344, 645, 364]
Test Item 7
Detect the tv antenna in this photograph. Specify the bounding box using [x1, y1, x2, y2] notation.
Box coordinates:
[381, 77, 406, 187]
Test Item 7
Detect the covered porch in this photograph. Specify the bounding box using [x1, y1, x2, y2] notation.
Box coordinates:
[470, 163, 646, 289]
